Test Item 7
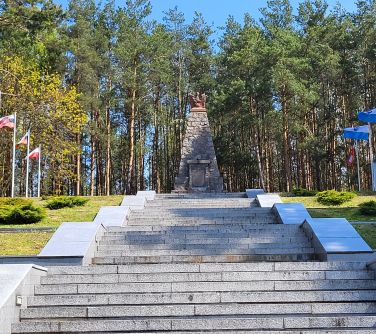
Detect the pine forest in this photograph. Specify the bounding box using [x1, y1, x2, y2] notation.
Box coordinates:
[0, 0, 375, 196]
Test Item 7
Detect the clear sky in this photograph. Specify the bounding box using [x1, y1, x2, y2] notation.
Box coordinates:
[56, 0, 359, 33]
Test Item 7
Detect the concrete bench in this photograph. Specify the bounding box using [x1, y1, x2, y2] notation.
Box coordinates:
[273, 203, 311, 225]
[302, 218, 373, 261]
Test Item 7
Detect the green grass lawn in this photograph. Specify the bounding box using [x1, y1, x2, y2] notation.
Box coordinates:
[282, 195, 376, 249]
[1, 195, 123, 229]
[0, 195, 123, 255]
[282, 195, 376, 222]
[0, 232, 54, 255]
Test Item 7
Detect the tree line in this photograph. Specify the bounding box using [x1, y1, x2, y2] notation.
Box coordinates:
[0, 0, 375, 196]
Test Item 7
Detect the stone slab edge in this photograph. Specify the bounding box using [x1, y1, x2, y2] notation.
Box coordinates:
[272, 203, 311, 225]
[255, 194, 283, 208]
[0, 264, 47, 334]
[245, 189, 265, 198]
[302, 218, 373, 261]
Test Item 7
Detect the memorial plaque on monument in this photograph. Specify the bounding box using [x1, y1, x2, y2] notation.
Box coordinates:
[174, 93, 223, 192]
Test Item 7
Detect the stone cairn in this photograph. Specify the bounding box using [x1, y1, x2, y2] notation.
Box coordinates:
[174, 92, 223, 192]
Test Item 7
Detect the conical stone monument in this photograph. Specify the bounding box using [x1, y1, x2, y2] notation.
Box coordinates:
[174, 93, 223, 192]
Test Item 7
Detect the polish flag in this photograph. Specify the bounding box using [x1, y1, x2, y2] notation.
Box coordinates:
[347, 145, 356, 166]
[16, 132, 29, 149]
[28, 147, 40, 159]
[0, 114, 15, 129]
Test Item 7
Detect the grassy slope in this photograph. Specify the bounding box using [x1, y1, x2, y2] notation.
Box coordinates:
[282, 195, 376, 249]
[282, 195, 376, 222]
[0, 196, 123, 255]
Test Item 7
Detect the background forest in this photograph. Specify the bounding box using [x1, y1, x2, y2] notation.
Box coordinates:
[0, 0, 375, 196]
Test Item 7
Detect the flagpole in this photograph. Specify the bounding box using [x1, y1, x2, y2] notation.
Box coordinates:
[355, 141, 361, 192]
[368, 123, 376, 191]
[37, 145, 41, 198]
[11, 113, 16, 198]
[25, 129, 30, 198]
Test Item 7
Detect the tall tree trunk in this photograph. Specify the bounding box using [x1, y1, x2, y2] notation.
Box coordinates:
[281, 85, 292, 192]
[126, 62, 137, 194]
[105, 106, 111, 196]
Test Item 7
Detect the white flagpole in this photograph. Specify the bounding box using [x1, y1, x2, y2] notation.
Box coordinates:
[11, 113, 16, 198]
[25, 129, 30, 198]
[368, 123, 376, 191]
[37, 145, 41, 198]
[355, 141, 361, 192]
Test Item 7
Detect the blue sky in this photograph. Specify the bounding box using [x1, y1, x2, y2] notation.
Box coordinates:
[56, 0, 358, 31]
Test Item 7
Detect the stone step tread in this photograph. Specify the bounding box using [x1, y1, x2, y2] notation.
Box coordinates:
[20, 302, 376, 319]
[94, 248, 315, 257]
[93, 253, 315, 264]
[11, 315, 376, 332]
[98, 239, 310, 247]
[39, 270, 375, 285]
[28, 290, 376, 306]
[34, 279, 376, 295]
[46, 262, 369, 275]
[96, 242, 312, 251]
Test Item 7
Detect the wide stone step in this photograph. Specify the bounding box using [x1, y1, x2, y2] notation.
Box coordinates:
[46, 262, 369, 275]
[97, 241, 311, 251]
[99, 237, 310, 246]
[126, 218, 277, 225]
[28, 289, 376, 307]
[95, 247, 315, 257]
[35, 279, 376, 296]
[93, 253, 315, 264]
[20, 301, 376, 320]
[12, 315, 376, 333]
[39, 270, 374, 285]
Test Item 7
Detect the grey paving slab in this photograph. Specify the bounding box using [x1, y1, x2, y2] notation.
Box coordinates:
[305, 218, 373, 253]
[246, 189, 265, 198]
[38, 222, 102, 257]
[273, 203, 311, 225]
[93, 206, 129, 227]
[256, 194, 283, 207]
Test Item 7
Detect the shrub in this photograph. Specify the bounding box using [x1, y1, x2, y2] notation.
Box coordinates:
[292, 188, 317, 197]
[359, 201, 376, 216]
[45, 196, 89, 210]
[316, 190, 356, 206]
[0, 200, 45, 225]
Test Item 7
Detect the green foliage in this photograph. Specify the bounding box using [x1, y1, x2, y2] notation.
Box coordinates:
[0, 199, 45, 225]
[358, 201, 376, 216]
[45, 196, 89, 210]
[316, 190, 357, 206]
[292, 188, 317, 197]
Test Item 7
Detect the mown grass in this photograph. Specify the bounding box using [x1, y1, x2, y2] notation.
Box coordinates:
[0, 232, 54, 255]
[354, 225, 376, 249]
[282, 195, 376, 222]
[0, 196, 123, 228]
[0, 195, 123, 255]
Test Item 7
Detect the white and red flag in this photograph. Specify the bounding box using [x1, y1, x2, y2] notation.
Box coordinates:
[0, 114, 15, 129]
[16, 132, 29, 149]
[347, 145, 356, 166]
[28, 147, 40, 159]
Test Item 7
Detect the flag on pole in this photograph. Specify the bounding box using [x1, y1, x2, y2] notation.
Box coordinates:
[16, 132, 29, 149]
[28, 147, 40, 159]
[0, 114, 15, 129]
[347, 145, 356, 166]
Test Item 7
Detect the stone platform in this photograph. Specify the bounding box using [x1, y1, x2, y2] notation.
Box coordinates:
[9, 192, 376, 333]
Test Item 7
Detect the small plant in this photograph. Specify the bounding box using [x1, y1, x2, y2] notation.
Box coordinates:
[292, 188, 317, 197]
[316, 190, 357, 206]
[358, 201, 376, 216]
[45, 196, 89, 210]
[0, 199, 45, 225]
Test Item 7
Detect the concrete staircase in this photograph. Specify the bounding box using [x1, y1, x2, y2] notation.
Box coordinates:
[11, 193, 376, 333]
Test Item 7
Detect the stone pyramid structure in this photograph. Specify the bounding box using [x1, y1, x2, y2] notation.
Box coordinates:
[174, 93, 223, 192]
